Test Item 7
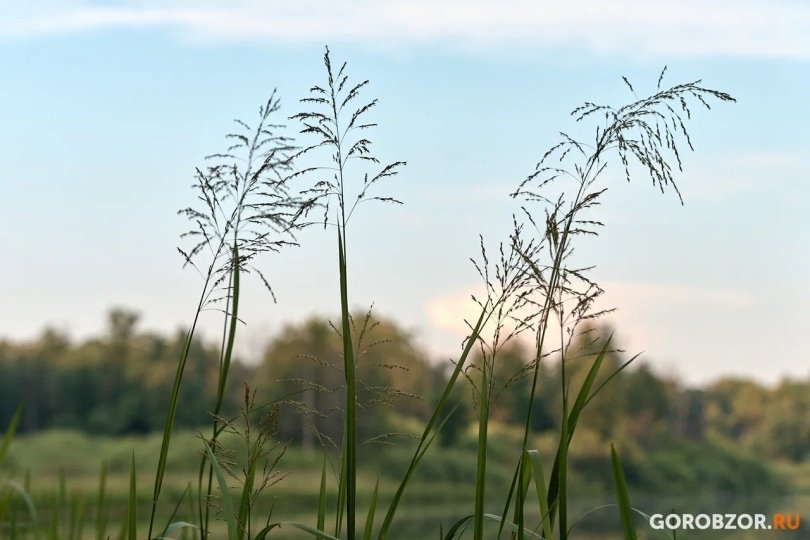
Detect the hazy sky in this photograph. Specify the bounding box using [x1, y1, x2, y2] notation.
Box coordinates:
[1, 1, 808, 385]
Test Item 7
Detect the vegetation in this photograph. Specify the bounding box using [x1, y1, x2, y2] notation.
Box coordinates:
[0, 48, 739, 538]
[0, 314, 794, 489]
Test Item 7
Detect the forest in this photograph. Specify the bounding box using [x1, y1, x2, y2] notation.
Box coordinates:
[2, 307, 804, 497]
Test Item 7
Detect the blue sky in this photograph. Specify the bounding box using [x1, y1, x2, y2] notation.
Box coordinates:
[1, 0, 808, 385]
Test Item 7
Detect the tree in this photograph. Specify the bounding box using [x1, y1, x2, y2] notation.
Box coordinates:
[256, 312, 433, 449]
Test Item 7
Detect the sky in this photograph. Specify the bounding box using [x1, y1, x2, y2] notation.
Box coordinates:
[0, 0, 808, 385]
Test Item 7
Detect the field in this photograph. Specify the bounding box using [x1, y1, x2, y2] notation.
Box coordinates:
[3, 428, 809, 539]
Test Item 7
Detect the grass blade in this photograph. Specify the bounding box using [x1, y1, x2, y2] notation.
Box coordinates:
[58, 469, 66, 523]
[362, 479, 379, 540]
[526, 451, 552, 540]
[157, 485, 192, 540]
[335, 436, 346, 538]
[1, 480, 38, 537]
[567, 504, 675, 540]
[566, 335, 613, 435]
[95, 462, 108, 540]
[611, 445, 637, 540]
[204, 441, 238, 540]
[473, 361, 489, 540]
[254, 523, 281, 540]
[483, 515, 542, 538]
[202, 246, 241, 537]
[318, 454, 327, 532]
[0, 405, 22, 467]
[557, 399, 569, 539]
[155, 521, 199, 540]
[237, 441, 256, 540]
[377, 306, 489, 538]
[69, 495, 86, 540]
[127, 454, 137, 540]
[148, 304, 207, 539]
[443, 516, 472, 540]
[338, 230, 357, 539]
[270, 521, 340, 539]
[198, 421, 229, 536]
[216, 245, 240, 415]
[545, 335, 619, 533]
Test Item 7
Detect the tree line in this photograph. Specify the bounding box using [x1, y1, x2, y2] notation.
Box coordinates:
[1, 308, 809, 468]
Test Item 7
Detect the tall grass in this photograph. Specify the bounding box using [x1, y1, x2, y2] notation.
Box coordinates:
[493, 71, 734, 539]
[0, 52, 733, 540]
[154, 90, 305, 539]
[288, 46, 405, 539]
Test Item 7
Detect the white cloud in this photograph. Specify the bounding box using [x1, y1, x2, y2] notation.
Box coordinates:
[423, 280, 757, 382]
[592, 280, 758, 380]
[425, 286, 484, 338]
[4, 0, 810, 58]
[601, 280, 753, 311]
[424, 283, 580, 356]
[596, 279, 752, 340]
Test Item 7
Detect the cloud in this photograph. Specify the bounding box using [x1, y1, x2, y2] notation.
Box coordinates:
[601, 280, 754, 311]
[592, 281, 757, 378]
[426, 281, 752, 333]
[424, 287, 482, 337]
[4, 1, 810, 58]
[423, 280, 755, 372]
[424, 285, 533, 358]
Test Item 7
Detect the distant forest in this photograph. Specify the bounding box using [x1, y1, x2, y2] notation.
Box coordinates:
[2, 308, 809, 483]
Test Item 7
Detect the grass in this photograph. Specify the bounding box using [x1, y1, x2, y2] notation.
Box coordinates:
[3, 428, 805, 539]
[0, 49, 735, 539]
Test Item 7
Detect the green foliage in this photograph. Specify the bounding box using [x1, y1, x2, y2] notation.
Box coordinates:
[610, 445, 636, 540]
[0, 311, 238, 435]
[257, 313, 431, 450]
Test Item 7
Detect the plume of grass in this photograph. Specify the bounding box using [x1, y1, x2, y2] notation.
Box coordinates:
[498, 69, 734, 538]
[291, 45, 404, 539]
[155, 91, 303, 539]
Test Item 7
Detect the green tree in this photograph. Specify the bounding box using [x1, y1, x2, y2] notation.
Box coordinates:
[257, 312, 433, 449]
